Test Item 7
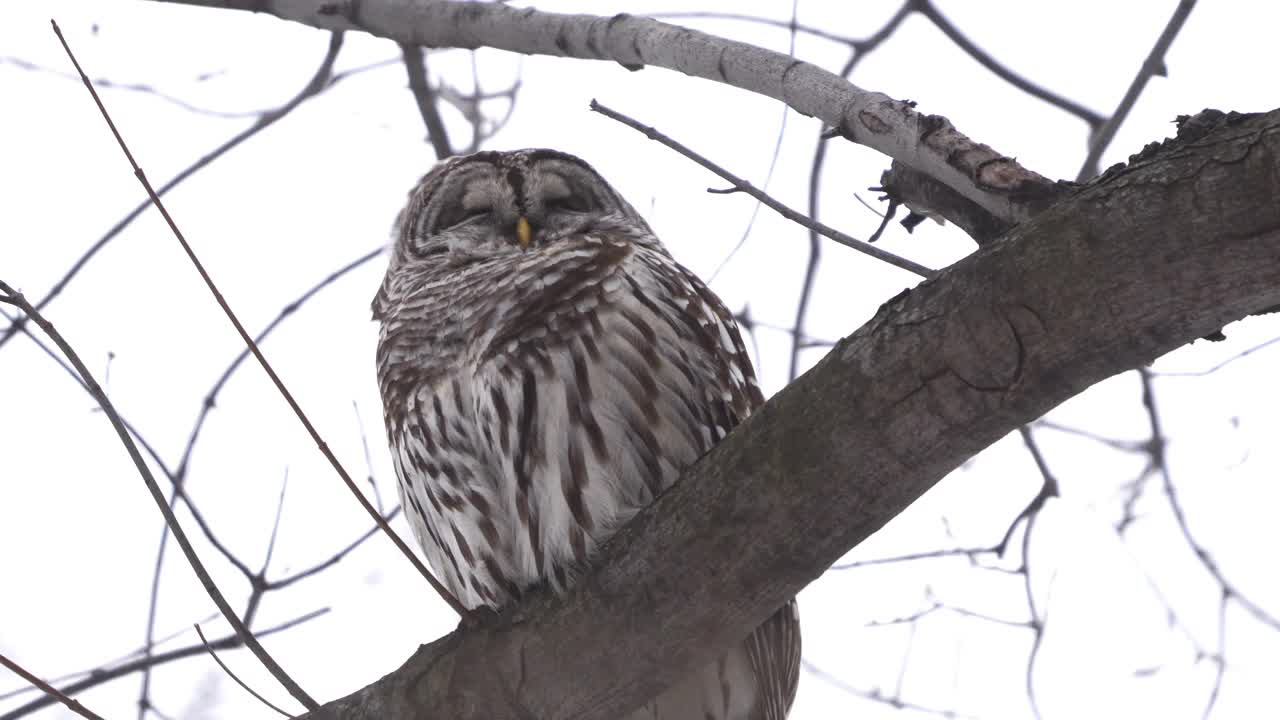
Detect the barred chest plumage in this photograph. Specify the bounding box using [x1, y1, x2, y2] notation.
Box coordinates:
[378, 228, 755, 607]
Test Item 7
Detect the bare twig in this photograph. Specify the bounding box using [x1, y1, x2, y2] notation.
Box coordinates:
[0, 610, 328, 719]
[0, 273, 315, 710]
[1151, 334, 1280, 377]
[353, 401, 385, 512]
[995, 426, 1061, 556]
[0, 653, 105, 720]
[706, 0, 798, 283]
[437, 56, 523, 153]
[829, 545, 997, 571]
[658, 5, 1104, 129]
[801, 659, 979, 719]
[194, 625, 291, 718]
[0, 54, 264, 118]
[916, 0, 1104, 127]
[178, 246, 385, 480]
[1076, 0, 1198, 180]
[1034, 418, 1148, 452]
[262, 471, 289, 576]
[1138, 369, 1280, 632]
[0, 613, 213, 704]
[1023, 519, 1047, 720]
[1201, 588, 1228, 720]
[265, 506, 403, 591]
[590, 100, 935, 279]
[0, 308, 176, 479]
[401, 44, 455, 159]
[50, 21, 466, 619]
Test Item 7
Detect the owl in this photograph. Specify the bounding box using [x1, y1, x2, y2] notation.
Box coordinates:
[374, 149, 800, 720]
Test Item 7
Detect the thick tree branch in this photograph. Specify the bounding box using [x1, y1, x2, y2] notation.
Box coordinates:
[291, 110, 1280, 719]
[152, 0, 1061, 225]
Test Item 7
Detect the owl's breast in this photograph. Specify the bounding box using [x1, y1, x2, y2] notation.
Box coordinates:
[465, 238, 748, 597]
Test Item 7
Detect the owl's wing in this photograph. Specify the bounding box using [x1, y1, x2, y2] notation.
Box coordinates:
[379, 306, 521, 610]
[384, 381, 469, 605]
[597, 246, 801, 720]
[667, 262, 802, 720]
[745, 600, 802, 720]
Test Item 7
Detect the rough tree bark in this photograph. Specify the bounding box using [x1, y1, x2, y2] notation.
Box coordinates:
[137, 4, 1279, 718]
[293, 110, 1280, 719]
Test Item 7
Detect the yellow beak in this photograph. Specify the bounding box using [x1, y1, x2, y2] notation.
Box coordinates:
[515, 216, 532, 249]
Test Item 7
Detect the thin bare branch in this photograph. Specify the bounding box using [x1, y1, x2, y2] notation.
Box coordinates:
[1022, 513, 1047, 720]
[590, 100, 935, 279]
[1034, 418, 1148, 452]
[916, 0, 1104, 127]
[266, 506, 403, 590]
[829, 545, 997, 572]
[194, 625, 291, 718]
[801, 660, 979, 719]
[1151, 334, 1280, 377]
[0, 654, 105, 720]
[1077, 0, 1198, 180]
[0, 55, 265, 118]
[656, 4, 1102, 129]
[1138, 369, 1280, 632]
[995, 426, 1061, 556]
[0, 273, 315, 711]
[353, 401, 385, 512]
[1201, 588, 1228, 720]
[0, 610, 328, 719]
[706, 0, 797, 284]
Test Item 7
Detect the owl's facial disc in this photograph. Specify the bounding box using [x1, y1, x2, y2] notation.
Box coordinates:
[407, 150, 635, 263]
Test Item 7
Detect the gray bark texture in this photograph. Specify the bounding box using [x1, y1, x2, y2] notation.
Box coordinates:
[286, 108, 1280, 719]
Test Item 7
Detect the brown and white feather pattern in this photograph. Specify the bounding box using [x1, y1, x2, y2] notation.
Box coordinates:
[375, 149, 799, 720]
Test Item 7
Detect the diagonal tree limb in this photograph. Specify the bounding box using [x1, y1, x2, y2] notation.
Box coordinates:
[150, 0, 1063, 225]
[289, 109, 1280, 719]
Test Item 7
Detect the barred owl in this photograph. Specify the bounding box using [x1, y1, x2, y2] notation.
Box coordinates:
[374, 149, 800, 720]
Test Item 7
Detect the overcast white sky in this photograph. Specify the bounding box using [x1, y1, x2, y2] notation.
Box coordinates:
[2, 1, 1278, 719]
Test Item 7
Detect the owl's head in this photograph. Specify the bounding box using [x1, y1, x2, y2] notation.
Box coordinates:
[373, 149, 655, 319]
